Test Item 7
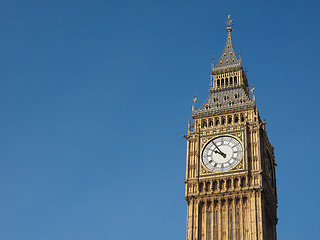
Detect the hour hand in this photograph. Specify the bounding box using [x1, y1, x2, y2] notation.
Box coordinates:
[213, 150, 226, 158]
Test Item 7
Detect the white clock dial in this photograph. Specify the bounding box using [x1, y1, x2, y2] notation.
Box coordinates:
[202, 136, 243, 172]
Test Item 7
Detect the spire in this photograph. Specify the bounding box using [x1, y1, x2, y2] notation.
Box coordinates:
[213, 15, 241, 71]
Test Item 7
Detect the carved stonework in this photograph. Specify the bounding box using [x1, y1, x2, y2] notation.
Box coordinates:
[184, 16, 277, 240]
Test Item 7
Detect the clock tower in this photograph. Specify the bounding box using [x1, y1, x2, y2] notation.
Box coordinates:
[184, 16, 277, 240]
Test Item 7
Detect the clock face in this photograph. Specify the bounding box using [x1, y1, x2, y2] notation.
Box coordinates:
[202, 136, 243, 172]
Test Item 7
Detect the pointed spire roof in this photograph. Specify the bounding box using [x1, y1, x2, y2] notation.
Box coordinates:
[214, 15, 242, 71]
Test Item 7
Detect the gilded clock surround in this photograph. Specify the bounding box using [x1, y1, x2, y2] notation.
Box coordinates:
[184, 16, 277, 240]
[200, 132, 245, 175]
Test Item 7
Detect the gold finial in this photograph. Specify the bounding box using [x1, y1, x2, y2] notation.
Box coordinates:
[226, 15, 233, 32]
[250, 85, 255, 101]
[211, 55, 215, 70]
[193, 95, 198, 105]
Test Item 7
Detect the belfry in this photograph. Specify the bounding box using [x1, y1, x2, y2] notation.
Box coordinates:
[184, 16, 277, 240]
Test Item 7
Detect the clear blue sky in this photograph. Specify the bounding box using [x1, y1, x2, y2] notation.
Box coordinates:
[0, 0, 319, 239]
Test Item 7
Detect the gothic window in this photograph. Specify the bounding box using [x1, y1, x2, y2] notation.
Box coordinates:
[221, 78, 224, 87]
[215, 118, 220, 126]
[234, 92, 239, 99]
[202, 120, 207, 128]
[235, 115, 239, 123]
[230, 77, 233, 85]
[241, 114, 245, 122]
[199, 182, 204, 192]
[234, 76, 238, 84]
[228, 116, 232, 124]
[219, 180, 225, 190]
[213, 96, 218, 102]
[224, 95, 229, 101]
[234, 178, 239, 188]
[206, 182, 211, 192]
[225, 78, 229, 86]
[228, 101, 233, 106]
[227, 179, 232, 189]
[222, 117, 226, 125]
[217, 79, 220, 87]
[212, 181, 218, 191]
[241, 178, 246, 187]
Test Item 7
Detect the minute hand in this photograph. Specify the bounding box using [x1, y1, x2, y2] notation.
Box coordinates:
[212, 142, 226, 158]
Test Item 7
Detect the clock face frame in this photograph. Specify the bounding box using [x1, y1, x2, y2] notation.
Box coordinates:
[202, 135, 243, 172]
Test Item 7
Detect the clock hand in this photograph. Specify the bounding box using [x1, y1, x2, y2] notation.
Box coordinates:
[212, 142, 226, 158]
[214, 150, 227, 158]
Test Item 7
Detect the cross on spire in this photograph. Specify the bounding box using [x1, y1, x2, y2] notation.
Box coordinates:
[226, 15, 233, 32]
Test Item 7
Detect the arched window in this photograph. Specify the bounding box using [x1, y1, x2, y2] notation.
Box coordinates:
[241, 178, 246, 187]
[217, 79, 220, 87]
[234, 178, 239, 188]
[215, 119, 220, 126]
[212, 181, 218, 191]
[206, 182, 210, 192]
[227, 179, 232, 189]
[225, 78, 228, 86]
[228, 116, 232, 124]
[209, 119, 214, 126]
[229, 77, 233, 85]
[234, 76, 238, 85]
[235, 115, 239, 123]
[241, 114, 245, 122]
[202, 120, 207, 128]
[199, 182, 204, 192]
[234, 92, 239, 99]
[221, 78, 225, 87]
[222, 117, 226, 125]
[219, 180, 225, 190]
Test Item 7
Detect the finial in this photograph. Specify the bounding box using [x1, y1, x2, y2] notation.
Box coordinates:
[192, 95, 197, 111]
[250, 84, 255, 101]
[226, 15, 233, 32]
[193, 95, 198, 105]
[211, 55, 215, 70]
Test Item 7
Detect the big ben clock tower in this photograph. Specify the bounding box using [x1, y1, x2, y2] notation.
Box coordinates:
[184, 16, 277, 240]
